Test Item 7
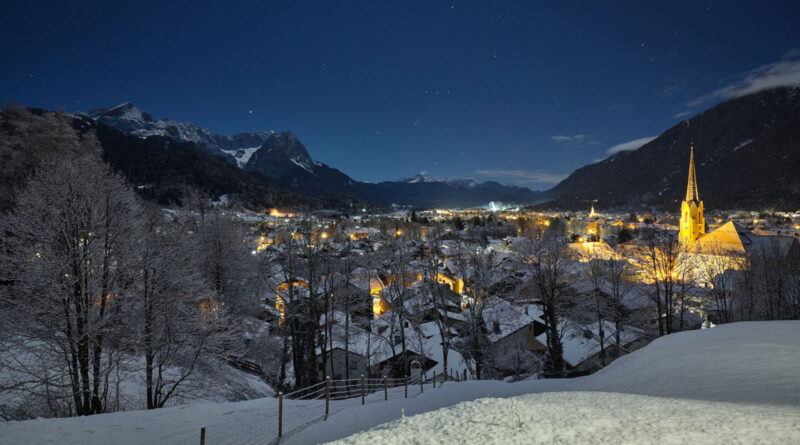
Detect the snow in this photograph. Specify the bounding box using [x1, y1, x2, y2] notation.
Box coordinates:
[1, 321, 798, 445]
[290, 157, 316, 174]
[331, 392, 800, 445]
[537, 320, 644, 368]
[732, 138, 754, 152]
[482, 296, 539, 343]
[86, 103, 271, 156]
[220, 146, 261, 168]
[0, 345, 275, 417]
[570, 321, 800, 405]
[399, 173, 478, 188]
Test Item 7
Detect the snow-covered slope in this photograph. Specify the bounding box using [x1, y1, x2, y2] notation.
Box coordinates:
[333, 392, 799, 445]
[308, 321, 800, 444]
[1, 321, 797, 445]
[572, 321, 800, 405]
[220, 146, 261, 168]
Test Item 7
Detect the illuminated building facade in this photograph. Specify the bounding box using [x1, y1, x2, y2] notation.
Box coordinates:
[679, 144, 705, 245]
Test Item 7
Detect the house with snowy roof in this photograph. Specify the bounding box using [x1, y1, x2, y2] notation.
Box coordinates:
[480, 297, 547, 375]
[316, 311, 372, 380]
[539, 320, 648, 374]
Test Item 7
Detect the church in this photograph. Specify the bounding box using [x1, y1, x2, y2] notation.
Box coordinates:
[678, 145, 797, 269]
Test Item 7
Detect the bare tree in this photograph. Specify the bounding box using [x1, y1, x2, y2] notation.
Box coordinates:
[133, 209, 222, 409]
[744, 238, 798, 320]
[451, 243, 501, 379]
[270, 220, 328, 389]
[516, 233, 570, 377]
[379, 236, 417, 375]
[420, 227, 459, 377]
[584, 258, 610, 367]
[638, 233, 685, 335]
[494, 339, 542, 380]
[1, 153, 139, 416]
[196, 212, 259, 316]
[694, 242, 744, 324]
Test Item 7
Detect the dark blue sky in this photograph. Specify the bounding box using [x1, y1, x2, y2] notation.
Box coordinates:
[2, 1, 799, 189]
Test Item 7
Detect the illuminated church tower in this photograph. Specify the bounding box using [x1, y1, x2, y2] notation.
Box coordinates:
[679, 144, 705, 244]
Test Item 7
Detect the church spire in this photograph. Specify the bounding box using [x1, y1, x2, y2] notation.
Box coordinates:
[685, 143, 699, 202]
[680, 143, 705, 245]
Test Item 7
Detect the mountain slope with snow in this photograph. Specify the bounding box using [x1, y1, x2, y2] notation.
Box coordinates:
[86, 103, 272, 161]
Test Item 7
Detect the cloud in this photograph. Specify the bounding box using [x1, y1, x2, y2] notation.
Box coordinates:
[551, 134, 588, 143]
[673, 111, 693, 119]
[475, 169, 568, 185]
[606, 136, 657, 154]
[688, 48, 800, 107]
[551, 134, 598, 144]
[656, 81, 687, 97]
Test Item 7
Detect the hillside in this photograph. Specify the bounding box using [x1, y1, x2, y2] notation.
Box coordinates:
[1, 321, 796, 444]
[540, 87, 800, 210]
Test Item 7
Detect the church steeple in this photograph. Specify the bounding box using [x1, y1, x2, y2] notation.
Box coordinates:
[679, 143, 705, 245]
[685, 143, 700, 202]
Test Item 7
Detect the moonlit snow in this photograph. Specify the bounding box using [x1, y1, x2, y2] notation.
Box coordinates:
[1, 322, 797, 445]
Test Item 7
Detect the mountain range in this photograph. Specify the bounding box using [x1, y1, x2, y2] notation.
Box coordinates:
[84, 103, 541, 208]
[5, 86, 799, 213]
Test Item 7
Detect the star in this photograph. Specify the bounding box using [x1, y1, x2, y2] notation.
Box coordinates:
[248, 109, 254, 114]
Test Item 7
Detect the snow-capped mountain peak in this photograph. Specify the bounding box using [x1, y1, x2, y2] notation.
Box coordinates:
[399, 172, 478, 188]
[83, 103, 273, 162]
[87, 102, 153, 133]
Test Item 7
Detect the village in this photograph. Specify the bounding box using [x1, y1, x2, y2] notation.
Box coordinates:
[221, 148, 800, 391]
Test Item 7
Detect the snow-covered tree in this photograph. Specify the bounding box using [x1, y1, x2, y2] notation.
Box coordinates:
[132, 209, 222, 409]
[515, 233, 570, 377]
[1, 153, 140, 415]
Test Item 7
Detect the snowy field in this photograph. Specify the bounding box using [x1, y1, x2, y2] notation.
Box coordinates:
[0, 321, 798, 445]
[332, 392, 800, 445]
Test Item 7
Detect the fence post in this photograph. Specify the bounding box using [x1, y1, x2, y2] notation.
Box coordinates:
[384, 376, 388, 401]
[420, 372, 424, 393]
[278, 392, 283, 438]
[433, 370, 436, 389]
[404, 375, 408, 398]
[325, 377, 331, 418]
[361, 375, 365, 405]
[200, 426, 206, 445]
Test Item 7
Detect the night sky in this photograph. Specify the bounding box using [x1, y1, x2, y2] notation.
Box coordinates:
[2, 1, 799, 189]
